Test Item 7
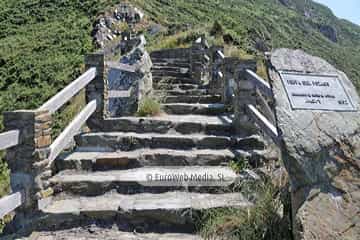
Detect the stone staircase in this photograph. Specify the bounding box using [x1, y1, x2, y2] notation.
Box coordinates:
[31, 52, 270, 239]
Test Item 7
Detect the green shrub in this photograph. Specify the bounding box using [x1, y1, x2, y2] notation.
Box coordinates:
[136, 97, 161, 117]
[210, 20, 224, 36]
[229, 157, 249, 174]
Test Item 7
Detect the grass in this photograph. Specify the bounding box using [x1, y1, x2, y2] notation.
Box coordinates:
[136, 97, 162, 117]
[230, 157, 250, 174]
[198, 181, 292, 240]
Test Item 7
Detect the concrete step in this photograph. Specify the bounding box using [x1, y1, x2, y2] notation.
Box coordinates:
[75, 132, 265, 152]
[50, 166, 245, 195]
[40, 191, 251, 232]
[162, 95, 221, 104]
[101, 114, 234, 135]
[154, 83, 203, 91]
[154, 89, 208, 96]
[162, 103, 228, 115]
[28, 231, 203, 240]
[55, 149, 259, 171]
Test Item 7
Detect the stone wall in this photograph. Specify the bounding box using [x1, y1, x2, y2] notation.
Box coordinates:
[3, 110, 53, 230]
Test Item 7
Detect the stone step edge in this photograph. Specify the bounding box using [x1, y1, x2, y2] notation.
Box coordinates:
[41, 191, 253, 215]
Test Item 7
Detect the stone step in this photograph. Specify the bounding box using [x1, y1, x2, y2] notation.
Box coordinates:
[151, 65, 190, 73]
[162, 95, 221, 104]
[75, 132, 265, 152]
[154, 83, 203, 91]
[29, 231, 203, 240]
[152, 71, 190, 78]
[50, 166, 246, 195]
[101, 114, 234, 135]
[154, 89, 208, 96]
[55, 149, 259, 171]
[152, 62, 190, 68]
[40, 191, 251, 232]
[162, 103, 228, 115]
[151, 57, 190, 64]
[153, 76, 196, 84]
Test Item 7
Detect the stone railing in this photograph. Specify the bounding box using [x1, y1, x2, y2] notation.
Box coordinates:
[0, 52, 106, 226]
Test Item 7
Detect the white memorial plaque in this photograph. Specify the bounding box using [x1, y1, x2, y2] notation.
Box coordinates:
[279, 71, 356, 111]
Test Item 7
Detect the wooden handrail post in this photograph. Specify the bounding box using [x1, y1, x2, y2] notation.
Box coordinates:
[3, 109, 53, 229]
[85, 52, 107, 131]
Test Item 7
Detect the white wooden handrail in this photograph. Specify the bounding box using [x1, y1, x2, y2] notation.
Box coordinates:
[217, 50, 225, 59]
[256, 89, 276, 124]
[0, 130, 19, 151]
[246, 69, 273, 97]
[48, 100, 97, 162]
[217, 71, 224, 78]
[0, 191, 24, 219]
[39, 68, 97, 114]
[247, 104, 279, 144]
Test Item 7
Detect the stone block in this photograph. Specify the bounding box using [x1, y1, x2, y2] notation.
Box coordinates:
[269, 48, 360, 240]
[35, 135, 51, 148]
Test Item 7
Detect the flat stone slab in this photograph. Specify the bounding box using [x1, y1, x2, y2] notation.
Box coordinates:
[75, 132, 265, 151]
[154, 89, 208, 96]
[50, 166, 239, 188]
[42, 191, 252, 214]
[162, 103, 228, 115]
[113, 114, 233, 125]
[155, 83, 203, 91]
[163, 95, 221, 104]
[23, 231, 203, 240]
[102, 114, 234, 135]
[56, 148, 253, 171]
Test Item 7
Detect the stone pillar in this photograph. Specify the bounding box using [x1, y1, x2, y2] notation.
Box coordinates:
[233, 60, 258, 135]
[85, 52, 107, 131]
[190, 35, 210, 84]
[209, 46, 225, 97]
[3, 110, 52, 229]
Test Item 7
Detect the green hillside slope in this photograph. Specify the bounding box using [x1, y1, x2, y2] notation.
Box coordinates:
[134, 0, 360, 91]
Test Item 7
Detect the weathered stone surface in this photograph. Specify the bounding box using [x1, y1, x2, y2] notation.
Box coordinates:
[163, 95, 221, 104]
[269, 48, 360, 240]
[75, 132, 265, 151]
[55, 149, 267, 172]
[107, 47, 152, 117]
[103, 114, 233, 135]
[22, 230, 203, 240]
[162, 103, 228, 115]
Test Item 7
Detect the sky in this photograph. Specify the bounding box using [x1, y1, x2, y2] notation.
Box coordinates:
[314, 0, 360, 25]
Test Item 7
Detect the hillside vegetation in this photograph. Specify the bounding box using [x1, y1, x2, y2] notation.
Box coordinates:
[0, 0, 121, 218]
[0, 0, 359, 229]
[134, 0, 360, 92]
